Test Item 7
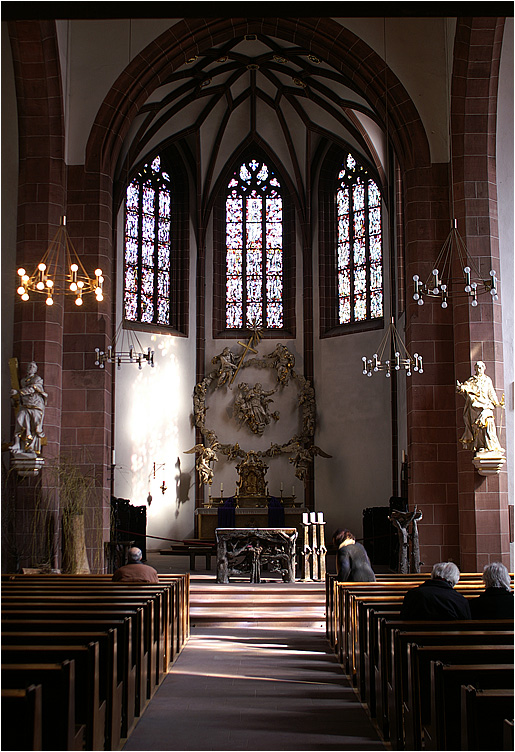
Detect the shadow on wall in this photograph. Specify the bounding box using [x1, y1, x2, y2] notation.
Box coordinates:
[175, 457, 192, 518]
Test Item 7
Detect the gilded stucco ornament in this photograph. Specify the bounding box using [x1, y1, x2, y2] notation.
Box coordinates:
[187, 332, 331, 486]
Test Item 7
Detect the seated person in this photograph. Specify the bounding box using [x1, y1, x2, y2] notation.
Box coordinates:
[400, 561, 471, 620]
[333, 528, 376, 582]
[112, 547, 159, 583]
[470, 562, 513, 619]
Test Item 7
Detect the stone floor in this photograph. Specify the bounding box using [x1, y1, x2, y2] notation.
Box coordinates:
[122, 552, 387, 751]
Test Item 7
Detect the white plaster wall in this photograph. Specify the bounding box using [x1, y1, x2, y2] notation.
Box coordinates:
[112, 208, 197, 550]
[312, 178, 393, 540]
[496, 18, 514, 565]
[1, 24, 18, 447]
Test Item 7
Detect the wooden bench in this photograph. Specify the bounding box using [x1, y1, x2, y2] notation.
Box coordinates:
[160, 544, 214, 570]
[2, 642, 105, 751]
[1, 660, 82, 750]
[391, 629, 514, 749]
[461, 685, 514, 751]
[2, 616, 135, 740]
[407, 645, 514, 751]
[1, 684, 42, 751]
[424, 662, 515, 750]
[2, 629, 122, 750]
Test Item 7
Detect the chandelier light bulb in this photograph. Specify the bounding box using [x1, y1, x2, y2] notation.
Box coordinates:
[17, 268, 26, 277]
[17, 286, 25, 295]
[36, 281, 45, 290]
[46, 296, 54, 306]
[70, 263, 78, 272]
[95, 269, 102, 277]
[417, 298, 424, 306]
[21, 292, 29, 301]
[75, 297, 83, 306]
[38, 263, 46, 272]
[22, 275, 29, 283]
[46, 279, 53, 287]
[77, 280, 84, 288]
[70, 282, 78, 292]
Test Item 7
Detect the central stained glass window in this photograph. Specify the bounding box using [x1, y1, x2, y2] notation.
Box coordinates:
[337, 153, 383, 324]
[225, 159, 283, 329]
[124, 156, 171, 326]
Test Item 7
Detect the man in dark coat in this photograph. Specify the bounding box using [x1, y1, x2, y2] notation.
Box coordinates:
[400, 561, 471, 620]
[112, 547, 159, 583]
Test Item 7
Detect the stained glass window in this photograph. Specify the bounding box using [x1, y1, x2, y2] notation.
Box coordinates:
[225, 159, 283, 329]
[336, 153, 383, 324]
[124, 156, 172, 326]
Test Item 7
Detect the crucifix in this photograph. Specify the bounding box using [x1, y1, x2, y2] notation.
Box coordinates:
[229, 321, 263, 385]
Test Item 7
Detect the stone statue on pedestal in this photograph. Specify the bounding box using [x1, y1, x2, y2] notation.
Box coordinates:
[10, 361, 47, 457]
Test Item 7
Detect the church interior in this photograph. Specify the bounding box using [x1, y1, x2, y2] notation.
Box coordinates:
[1, 5, 514, 751]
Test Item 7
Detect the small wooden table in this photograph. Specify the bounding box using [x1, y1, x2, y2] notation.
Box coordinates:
[215, 527, 298, 584]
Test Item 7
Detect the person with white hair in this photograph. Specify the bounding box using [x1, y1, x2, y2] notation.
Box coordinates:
[112, 547, 159, 583]
[400, 561, 471, 620]
[470, 562, 513, 619]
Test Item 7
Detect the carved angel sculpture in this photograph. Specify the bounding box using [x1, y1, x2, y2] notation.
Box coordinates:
[184, 442, 219, 486]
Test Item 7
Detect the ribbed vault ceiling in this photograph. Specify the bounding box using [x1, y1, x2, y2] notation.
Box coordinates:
[116, 33, 386, 212]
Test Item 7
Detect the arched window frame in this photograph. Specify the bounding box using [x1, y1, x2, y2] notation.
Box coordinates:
[319, 146, 385, 336]
[213, 151, 295, 338]
[123, 153, 189, 335]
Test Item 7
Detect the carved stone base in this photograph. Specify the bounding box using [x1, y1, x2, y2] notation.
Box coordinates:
[472, 452, 506, 476]
[11, 454, 44, 477]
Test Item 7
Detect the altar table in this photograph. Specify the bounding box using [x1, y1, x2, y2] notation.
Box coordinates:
[215, 527, 298, 584]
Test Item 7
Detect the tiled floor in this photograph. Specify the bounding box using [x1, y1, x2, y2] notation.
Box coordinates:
[124, 553, 387, 751]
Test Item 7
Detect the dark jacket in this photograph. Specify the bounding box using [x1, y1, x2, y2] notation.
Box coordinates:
[470, 587, 514, 619]
[400, 578, 471, 620]
[337, 541, 376, 582]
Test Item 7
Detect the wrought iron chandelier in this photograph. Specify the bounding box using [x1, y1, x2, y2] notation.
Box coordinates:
[95, 324, 154, 370]
[362, 318, 423, 378]
[412, 220, 498, 309]
[16, 216, 104, 307]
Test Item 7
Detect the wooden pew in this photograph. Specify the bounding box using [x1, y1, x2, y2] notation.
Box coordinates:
[503, 718, 514, 751]
[1, 684, 42, 751]
[2, 609, 142, 731]
[2, 599, 151, 711]
[407, 645, 514, 751]
[425, 662, 515, 750]
[1, 572, 190, 748]
[367, 609, 513, 739]
[2, 629, 122, 750]
[461, 685, 514, 751]
[1, 660, 82, 750]
[1, 591, 159, 699]
[2, 642, 105, 751]
[391, 629, 514, 749]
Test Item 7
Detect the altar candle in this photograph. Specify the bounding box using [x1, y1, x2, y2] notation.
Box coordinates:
[292, 486, 295, 496]
[220, 483, 223, 492]
[310, 512, 316, 524]
[280, 482, 283, 491]
[302, 513, 309, 525]
[318, 512, 324, 523]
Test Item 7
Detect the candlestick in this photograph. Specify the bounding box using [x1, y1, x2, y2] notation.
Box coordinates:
[310, 512, 316, 524]
[317, 512, 324, 523]
[302, 512, 309, 525]
[220, 483, 223, 492]
[280, 482, 283, 491]
[292, 486, 295, 496]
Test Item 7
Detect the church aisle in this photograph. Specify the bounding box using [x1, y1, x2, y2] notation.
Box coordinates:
[122, 625, 387, 751]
